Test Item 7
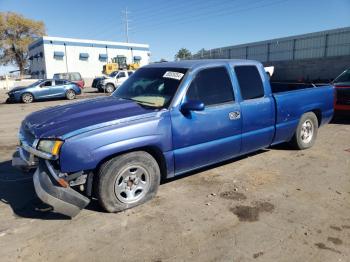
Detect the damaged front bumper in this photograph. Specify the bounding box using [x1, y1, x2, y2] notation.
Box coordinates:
[33, 160, 90, 217]
[12, 145, 90, 218]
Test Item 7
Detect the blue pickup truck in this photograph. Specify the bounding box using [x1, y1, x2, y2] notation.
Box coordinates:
[12, 60, 334, 217]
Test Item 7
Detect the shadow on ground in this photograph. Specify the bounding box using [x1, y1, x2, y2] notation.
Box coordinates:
[331, 114, 350, 125]
[0, 160, 69, 220]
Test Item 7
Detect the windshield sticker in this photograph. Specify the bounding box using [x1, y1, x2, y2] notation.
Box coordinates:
[163, 71, 184, 80]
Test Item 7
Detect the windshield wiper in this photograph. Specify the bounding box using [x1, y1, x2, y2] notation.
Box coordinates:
[117, 97, 158, 107]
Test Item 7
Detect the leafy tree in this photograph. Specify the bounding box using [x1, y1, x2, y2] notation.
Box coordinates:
[174, 48, 191, 61]
[0, 12, 45, 76]
[196, 48, 208, 58]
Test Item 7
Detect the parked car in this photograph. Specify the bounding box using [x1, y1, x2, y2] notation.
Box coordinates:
[53, 72, 85, 88]
[92, 70, 134, 93]
[7, 79, 81, 103]
[332, 68, 350, 112]
[12, 60, 334, 217]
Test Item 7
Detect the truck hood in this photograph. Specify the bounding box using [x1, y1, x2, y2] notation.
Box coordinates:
[23, 96, 155, 138]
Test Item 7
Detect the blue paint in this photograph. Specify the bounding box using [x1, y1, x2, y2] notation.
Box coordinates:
[7, 80, 82, 103]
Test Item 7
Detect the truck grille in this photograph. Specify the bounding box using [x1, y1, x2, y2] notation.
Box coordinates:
[336, 87, 350, 105]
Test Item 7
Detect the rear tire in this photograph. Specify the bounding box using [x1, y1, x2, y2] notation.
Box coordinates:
[21, 93, 34, 103]
[97, 151, 160, 213]
[290, 112, 318, 150]
[66, 89, 76, 100]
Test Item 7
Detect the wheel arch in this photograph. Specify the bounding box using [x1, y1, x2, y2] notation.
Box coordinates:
[94, 145, 168, 182]
[310, 109, 322, 127]
[21, 92, 35, 101]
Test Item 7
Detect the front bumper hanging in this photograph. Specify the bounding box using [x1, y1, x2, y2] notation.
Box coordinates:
[12, 145, 90, 218]
[33, 160, 90, 217]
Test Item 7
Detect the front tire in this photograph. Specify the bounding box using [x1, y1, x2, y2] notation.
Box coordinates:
[290, 112, 318, 150]
[105, 84, 115, 94]
[97, 151, 160, 213]
[66, 89, 76, 100]
[21, 93, 34, 103]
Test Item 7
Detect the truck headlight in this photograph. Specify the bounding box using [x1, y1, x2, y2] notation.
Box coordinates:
[37, 139, 63, 156]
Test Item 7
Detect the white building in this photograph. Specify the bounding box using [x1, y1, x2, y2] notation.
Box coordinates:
[28, 36, 150, 80]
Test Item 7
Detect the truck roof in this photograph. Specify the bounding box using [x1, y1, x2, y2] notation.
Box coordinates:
[147, 59, 261, 69]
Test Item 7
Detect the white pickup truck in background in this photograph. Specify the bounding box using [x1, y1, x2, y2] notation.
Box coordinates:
[92, 70, 134, 93]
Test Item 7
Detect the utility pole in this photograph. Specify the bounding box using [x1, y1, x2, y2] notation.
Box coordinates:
[122, 7, 130, 43]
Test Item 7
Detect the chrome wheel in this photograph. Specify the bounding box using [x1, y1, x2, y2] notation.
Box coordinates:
[66, 90, 76, 100]
[105, 85, 114, 93]
[300, 119, 314, 144]
[22, 93, 33, 103]
[114, 165, 150, 204]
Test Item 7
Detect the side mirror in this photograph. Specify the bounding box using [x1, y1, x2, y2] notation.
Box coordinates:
[181, 100, 205, 113]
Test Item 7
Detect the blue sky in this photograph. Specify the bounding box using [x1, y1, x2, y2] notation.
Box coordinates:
[0, 0, 349, 73]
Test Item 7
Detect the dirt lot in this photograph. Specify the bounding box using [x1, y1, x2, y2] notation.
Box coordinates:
[0, 89, 349, 262]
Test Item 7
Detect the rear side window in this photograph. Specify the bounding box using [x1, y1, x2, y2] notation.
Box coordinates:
[235, 66, 264, 100]
[187, 67, 234, 106]
[70, 73, 82, 81]
[55, 80, 66, 85]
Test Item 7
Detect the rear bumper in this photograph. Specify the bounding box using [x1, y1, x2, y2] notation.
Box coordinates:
[33, 161, 90, 217]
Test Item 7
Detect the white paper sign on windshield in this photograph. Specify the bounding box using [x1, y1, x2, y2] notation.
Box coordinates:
[163, 71, 184, 80]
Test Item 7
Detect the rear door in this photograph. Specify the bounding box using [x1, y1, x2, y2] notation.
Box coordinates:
[171, 66, 242, 174]
[53, 80, 68, 97]
[234, 65, 275, 154]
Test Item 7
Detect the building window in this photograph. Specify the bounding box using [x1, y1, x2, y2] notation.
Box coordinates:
[133, 56, 141, 63]
[54, 51, 64, 60]
[99, 54, 108, 62]
[79, 53, 89, 61]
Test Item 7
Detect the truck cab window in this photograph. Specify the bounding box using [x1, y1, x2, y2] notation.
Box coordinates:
[118, 72, 126, 78]
[235, 66, 264, 100]
[187, 67, 234, 106]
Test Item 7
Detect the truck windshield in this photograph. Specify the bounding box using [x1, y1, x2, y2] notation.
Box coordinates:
[113, 67, 188, 108]
[109, 71, 119, 77]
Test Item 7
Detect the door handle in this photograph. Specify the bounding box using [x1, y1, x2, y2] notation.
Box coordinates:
[229, 111, 241, 120]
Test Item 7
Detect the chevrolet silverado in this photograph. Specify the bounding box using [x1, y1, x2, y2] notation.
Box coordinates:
[12, 60, 334, 217]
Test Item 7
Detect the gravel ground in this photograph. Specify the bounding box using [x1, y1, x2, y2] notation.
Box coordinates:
[0, 88, 349, 262]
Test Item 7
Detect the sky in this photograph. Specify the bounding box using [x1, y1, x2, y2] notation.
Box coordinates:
[0, 0, 350, 73]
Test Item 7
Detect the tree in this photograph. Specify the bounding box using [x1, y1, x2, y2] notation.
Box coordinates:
[174, 48, 191, 61]
[0, 12, 45, 76]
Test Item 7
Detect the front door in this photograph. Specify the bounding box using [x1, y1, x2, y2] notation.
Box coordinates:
[171, 66, 242, 175]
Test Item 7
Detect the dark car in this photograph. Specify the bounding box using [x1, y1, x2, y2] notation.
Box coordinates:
[53, 72, 85, 88]
[7, 79, 81, 103]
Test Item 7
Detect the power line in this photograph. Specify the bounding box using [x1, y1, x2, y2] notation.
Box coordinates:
[133, 0, 289, 33]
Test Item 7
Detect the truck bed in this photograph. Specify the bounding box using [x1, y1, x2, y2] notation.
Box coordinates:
[271, 83, 334, 145]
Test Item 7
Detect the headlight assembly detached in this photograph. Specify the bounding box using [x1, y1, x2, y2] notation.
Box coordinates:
[37, 140, 63, 156]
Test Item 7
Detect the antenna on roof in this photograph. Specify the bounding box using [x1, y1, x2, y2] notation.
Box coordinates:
[122, 7, 130, 43]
